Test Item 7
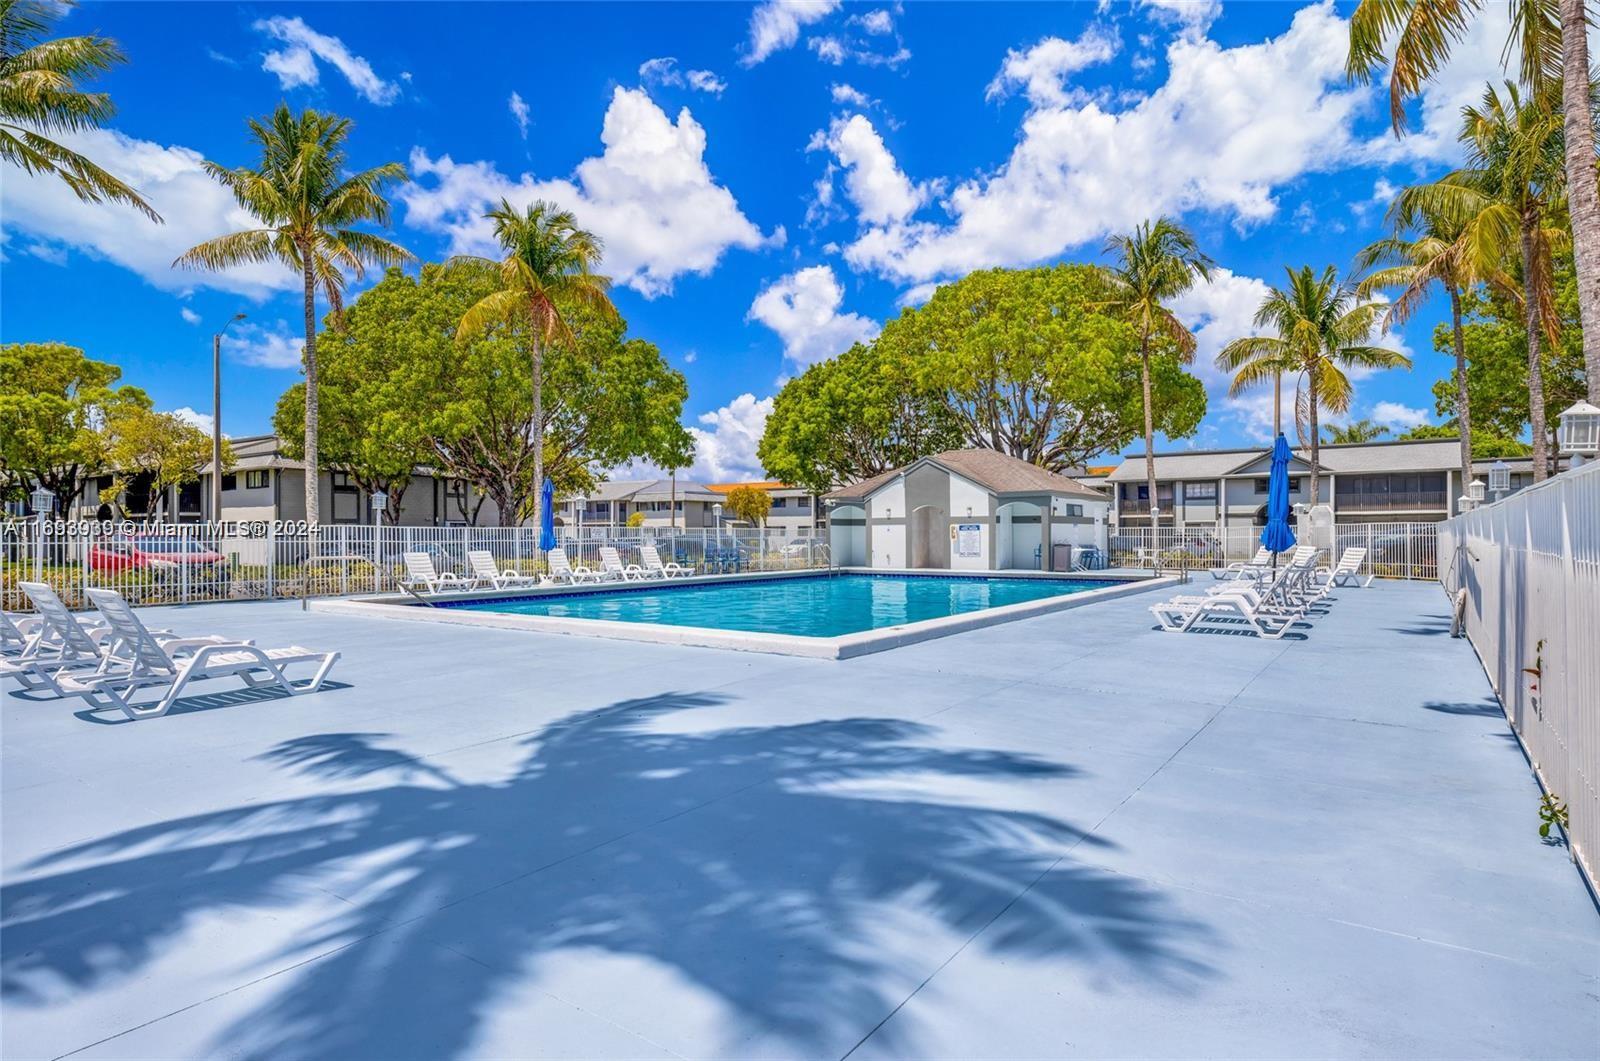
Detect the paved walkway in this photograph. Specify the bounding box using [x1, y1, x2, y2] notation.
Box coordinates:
[2, 580, 1596, 1059]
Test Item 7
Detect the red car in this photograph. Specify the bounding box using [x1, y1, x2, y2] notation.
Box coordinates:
[88, 536, 230, 581]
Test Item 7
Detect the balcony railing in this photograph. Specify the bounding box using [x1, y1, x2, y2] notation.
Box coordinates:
[1334, 491, 1448, 512]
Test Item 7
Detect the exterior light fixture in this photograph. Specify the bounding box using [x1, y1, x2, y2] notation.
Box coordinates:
[1488, 460, 1510, 498]
[1556, 400, 1600, 467]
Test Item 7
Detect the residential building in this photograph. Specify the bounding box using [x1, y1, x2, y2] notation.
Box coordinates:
[705, 481, 822, 537]
[823, 448, 1110, 571]
[558, 479, 722, 533]
[1102, 437, 1550, 528]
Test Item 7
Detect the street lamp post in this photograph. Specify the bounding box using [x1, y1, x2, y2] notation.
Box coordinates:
[211, 313, 247, 522]
[370, 490, 387, 593]
[574, 494, 587, 555]
[1488, 460, 1510, 501]
[30, 485, 53, 583]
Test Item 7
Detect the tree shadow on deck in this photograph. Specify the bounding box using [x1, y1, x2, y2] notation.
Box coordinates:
[2, 693, 1217, 1058]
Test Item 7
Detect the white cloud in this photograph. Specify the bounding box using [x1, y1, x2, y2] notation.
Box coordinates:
[853, 9, 894, 35]
[639, 56, 684, 87]
[686, 393, 774, 480]
[843, 2, 1373, 285]
[742, 0, 840, 66]
[819, 114, 924, 225]
[253, 16, 400, 105]
[400, 88, 771, 297]
[180, 307, 201, 325]
[830, 82, 872, 107]
[0, 128, 296, 298]
[747, 265, 878, 368]
[1372, 401, 1431, 430]
[686, 69, 728, 95]
[1141, 0, 1221, 37]
[809, 36, 847, 64]
[170, 406, 216, 434]
[509, 91, 531, 138]
[986, 26, 1121, 108]
[226, 321, 303, 370]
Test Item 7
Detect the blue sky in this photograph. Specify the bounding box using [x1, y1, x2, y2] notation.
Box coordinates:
[1, 1, 1526, 478]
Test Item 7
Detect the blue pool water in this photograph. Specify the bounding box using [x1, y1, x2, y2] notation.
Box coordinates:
[443, 573, 1106, 638]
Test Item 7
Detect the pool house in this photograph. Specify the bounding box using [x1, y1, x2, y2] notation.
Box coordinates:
[823, 448, 1110, 571]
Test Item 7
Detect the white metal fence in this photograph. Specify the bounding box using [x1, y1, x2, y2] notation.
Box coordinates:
[1438, 461, 1599, 892]
[0, 523, 831, 611]
[1107, 521, 1440, 580]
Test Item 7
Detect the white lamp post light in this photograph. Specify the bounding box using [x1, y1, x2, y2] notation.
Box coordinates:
[574, 494, 587, 545]
[30, 486, 53, 582]
[1488, 460, 1510, 500]
[1467, 477, 1486, 503]
[1458, 494, 1475, 513]
[369, 490, 387, 591]
[370, 490, 388, 526]
[1556, 400, 1600, 468]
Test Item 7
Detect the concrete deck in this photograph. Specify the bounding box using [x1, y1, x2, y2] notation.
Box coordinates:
[3, 581, 1596, 1059]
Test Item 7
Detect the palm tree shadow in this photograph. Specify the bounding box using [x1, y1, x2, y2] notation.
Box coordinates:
[2, 692, 1218, 1058]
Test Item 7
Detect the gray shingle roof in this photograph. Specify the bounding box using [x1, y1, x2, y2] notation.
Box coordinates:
[1104, 438, 1464, 482]
[581, 479, 720, 503]
[825, 449, 1106, 502]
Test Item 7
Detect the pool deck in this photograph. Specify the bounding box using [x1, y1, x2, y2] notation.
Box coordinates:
[3, 580, 1596, 1059]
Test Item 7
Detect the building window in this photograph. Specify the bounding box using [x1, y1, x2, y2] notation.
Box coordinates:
[1064, 503, 1083, 517]
[221, 473, 238, 492]
[771, 497, 787, 508]
[1255, 477, 1300, 493]
[331, 471, 355, 489]
[794, 497, 811, 511]
[244, 470, 269, 490]
[1184, 482, 1217, 501]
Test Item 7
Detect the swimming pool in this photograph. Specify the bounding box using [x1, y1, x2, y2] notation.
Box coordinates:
[315, 569, 1168, 658]
[441, 572, 1106, 637]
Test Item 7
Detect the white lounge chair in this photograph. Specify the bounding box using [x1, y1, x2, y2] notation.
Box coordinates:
[45, 588, 341, 720]
[3, 582, 215, 698]
[640, 544, 692, 578]
[1212, 547, 1271, 581]
[2, 611, 43, 656]
[599, 546, 647, 581]
[1320, 547, 1373, 588]
[401, 552, 480, 594]
[1150, 589, 1300, 639]
[466, 550, 545, 590]
[547, 547, 603, 584]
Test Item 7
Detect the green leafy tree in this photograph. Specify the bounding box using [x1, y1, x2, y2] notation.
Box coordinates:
[0, 341, 148, 510]
[724, 485, 772, 527]
[872, 264, 1206, 473]
[1101, 217, 1214, 517]
[271, 268, 442, 524]
[452, 200, 617, 532]
[0, 0, 159, 219]
[758, 341, 963, 493]
[1322, 419, 1390, 444]
[1397, 422, 1532, 458]
[176, 103, 412, 525]
[1427, 252, 1587, 451]
[101, 405, 232, 519]
[1345, 0, 1600, 404]
[1357, 196, 1503, 498]
[1397, 82, 1570, 480]
[1217, 266, 1411, 505]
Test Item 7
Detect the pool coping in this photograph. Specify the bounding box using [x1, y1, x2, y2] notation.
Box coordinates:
[308, 568, 1180, 659]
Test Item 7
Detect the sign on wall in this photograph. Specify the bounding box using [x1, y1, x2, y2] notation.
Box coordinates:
[956, 523, 982, 557]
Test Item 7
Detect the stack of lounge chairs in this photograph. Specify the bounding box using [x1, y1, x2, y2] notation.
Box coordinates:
[1151, 546, 1373, 639]
[2, 582, 340, 720]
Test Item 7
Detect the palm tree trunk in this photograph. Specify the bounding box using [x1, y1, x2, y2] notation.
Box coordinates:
[301, 256, 319, 529]
[530, 333, 544, 531]
[1522, 219, 1550, 482]
[1307, 368, 1321, 507]
[1139, 337, 1158, 523]
[1559, 0, 1600, 402]
[1449, 286, 1473, 498]
[1272, 371, 1281, 436]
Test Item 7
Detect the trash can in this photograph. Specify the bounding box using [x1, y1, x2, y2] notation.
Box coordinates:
[1051, 543, 1073, 572]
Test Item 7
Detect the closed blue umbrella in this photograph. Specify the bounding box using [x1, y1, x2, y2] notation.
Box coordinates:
[539, 477, 556, 550]
[1260, 433, 1296, 561]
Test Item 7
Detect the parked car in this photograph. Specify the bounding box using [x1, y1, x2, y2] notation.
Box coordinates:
[780, 536, 829, 559]
[88, 536, 230, 582]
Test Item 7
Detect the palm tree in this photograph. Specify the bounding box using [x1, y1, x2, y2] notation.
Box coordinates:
[452, 200, 616, 529]
[1322, 419, 1391, 444]
[1217, 266, 1412, 506]
[1394, 82, 1569, 480]
[1102, 218, 1213, 522]
[1355, 202, 1503, 499]
[0, 0, 158, 220]
[1345, 0, 1600, 405]
[176, 104, 412, 525]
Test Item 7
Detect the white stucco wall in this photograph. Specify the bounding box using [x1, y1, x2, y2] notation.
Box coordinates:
[871, 522, 905, 568]
[868, 480, 906, 520]
[948, 475, 991, 520]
